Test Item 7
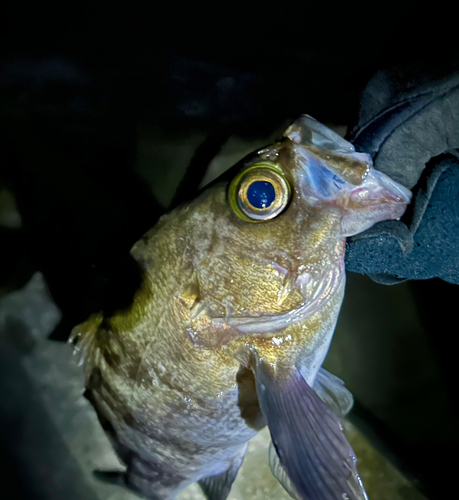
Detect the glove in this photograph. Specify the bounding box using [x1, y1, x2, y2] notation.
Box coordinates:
[345, 63, 459, 284]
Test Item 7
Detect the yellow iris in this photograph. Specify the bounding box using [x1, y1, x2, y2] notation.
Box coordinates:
[228, 162, 291, 222]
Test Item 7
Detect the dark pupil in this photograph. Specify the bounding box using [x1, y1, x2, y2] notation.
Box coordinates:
[247, 181, 275, 209]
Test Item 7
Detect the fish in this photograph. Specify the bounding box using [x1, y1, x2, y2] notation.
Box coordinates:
[70, 115, 411, 500]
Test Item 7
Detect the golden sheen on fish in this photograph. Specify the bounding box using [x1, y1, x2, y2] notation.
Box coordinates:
[71, 116, 412, 500]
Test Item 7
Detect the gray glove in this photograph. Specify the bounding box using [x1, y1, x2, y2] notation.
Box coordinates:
[345, 65, 459, 284]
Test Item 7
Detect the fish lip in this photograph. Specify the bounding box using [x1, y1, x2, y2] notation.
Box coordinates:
[370, 169, 412, 204]
[210, 260, 344, 334]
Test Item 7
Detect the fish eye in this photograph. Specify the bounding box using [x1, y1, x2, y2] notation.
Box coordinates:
[228, 163, 291, 222]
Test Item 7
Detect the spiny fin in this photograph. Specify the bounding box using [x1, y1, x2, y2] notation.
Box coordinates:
[199, 445, 247, 500]
[313, 368, 354, 418]
[68, 312, 104, 368]
[254, 362, 367, 500]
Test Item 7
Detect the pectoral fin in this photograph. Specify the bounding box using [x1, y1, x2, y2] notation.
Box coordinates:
[313, 368, 354, 418]
[199, 444, 247, 500]
[254, 362, 367, 500]
[268, 439, 299, 499]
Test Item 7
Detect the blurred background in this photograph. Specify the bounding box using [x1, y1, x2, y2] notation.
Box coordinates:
[1, 2, 458, 499]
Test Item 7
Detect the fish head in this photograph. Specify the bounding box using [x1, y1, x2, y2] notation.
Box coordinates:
[137, 115, 411, 375]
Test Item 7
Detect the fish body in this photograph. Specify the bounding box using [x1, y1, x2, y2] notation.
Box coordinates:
[72, 116, 411, 500]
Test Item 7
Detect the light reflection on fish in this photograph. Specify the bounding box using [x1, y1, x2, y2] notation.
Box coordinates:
[71, 116, 411, 500]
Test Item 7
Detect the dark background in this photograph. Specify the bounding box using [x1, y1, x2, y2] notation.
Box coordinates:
[1, 2, 458, 499]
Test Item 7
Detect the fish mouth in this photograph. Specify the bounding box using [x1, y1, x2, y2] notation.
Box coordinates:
[350, 169, 412, 206]
[285, 114, 412, 236]
[295, 143, 411, 209]
[210, 259, 344, 334]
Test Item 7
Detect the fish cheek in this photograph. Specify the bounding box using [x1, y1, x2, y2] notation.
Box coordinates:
[243, 314, 323, 370]
[236, 365, 266, 431]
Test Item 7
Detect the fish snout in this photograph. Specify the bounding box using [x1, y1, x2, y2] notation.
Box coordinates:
[283, 115, 412, 238]
[358, 168, 412, 205]
[341, 168, 412, 237]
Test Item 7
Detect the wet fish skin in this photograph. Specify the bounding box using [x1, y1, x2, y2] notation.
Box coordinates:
[71, 115, 411, 500]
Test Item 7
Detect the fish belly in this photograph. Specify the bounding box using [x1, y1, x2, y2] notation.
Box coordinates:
[89, 382, 256, 499]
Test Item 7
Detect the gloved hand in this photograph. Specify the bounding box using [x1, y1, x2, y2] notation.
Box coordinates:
[344, 64, 459, 284]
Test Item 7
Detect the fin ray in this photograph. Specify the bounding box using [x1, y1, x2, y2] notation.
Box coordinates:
[268, 440, 299, 499]
[199, 445, 247, 500]
[313, 368, 354, 418]
[254, 362, 367, 500]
